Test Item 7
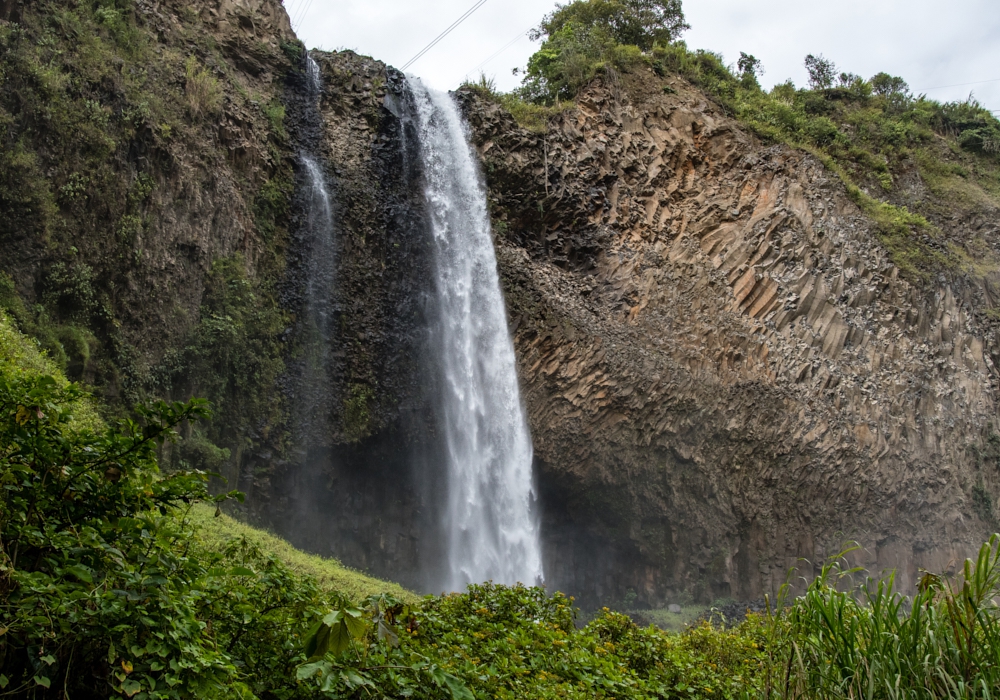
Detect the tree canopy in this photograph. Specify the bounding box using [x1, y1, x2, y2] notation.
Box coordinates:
[533, 0, 690, 52]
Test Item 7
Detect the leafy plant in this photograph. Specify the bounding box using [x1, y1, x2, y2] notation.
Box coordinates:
[804, 54, 837, 90]
[518, 0, 689, 104]
[762, 539, 1000, 699]
[185, 55, 223, 117]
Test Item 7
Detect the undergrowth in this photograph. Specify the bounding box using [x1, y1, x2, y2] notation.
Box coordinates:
[2, 309, 1000, 699]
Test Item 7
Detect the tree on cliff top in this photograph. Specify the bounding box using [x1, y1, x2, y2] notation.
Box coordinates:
[519, 0, 689, 103]
[532, 0, 690, 51]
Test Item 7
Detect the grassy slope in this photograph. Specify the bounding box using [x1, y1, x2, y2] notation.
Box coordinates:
[0, 309, 103, 431]
[187, 503, 419, 604]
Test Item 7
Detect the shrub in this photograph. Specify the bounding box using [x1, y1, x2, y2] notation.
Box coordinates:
[520, 0, 686, 104]
[535, 0, 690, 51]
[299, 582, 769, 699]
[184, 55, 223, 117]
[0, 356, 338, 699]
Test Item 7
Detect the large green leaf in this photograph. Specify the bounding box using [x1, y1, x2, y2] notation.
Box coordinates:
[430, 667, 475, 700]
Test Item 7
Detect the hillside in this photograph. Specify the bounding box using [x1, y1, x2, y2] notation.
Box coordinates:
[459, 61, 1000, 604]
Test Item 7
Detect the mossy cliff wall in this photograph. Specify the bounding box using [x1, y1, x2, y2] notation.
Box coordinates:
[0, 0, 298, 479]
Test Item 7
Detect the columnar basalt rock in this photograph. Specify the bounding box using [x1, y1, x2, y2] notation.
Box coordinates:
[458, 68, 999, 606]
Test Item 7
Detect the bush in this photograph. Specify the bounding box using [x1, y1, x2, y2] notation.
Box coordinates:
[520, 0, 687, 104]
[0, 360, 336, 699]
[804, 53, 837, 90]
[298, 582, 769, 700]
[184, 55, 223, 117]
[535, 0, 689, 51]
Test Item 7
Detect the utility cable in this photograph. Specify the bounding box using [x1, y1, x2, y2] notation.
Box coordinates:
[467, 25, 533, 79]
[402, 0, 491, 72]
[293, 0, 315, 31]
[920, 77, 1000, 92]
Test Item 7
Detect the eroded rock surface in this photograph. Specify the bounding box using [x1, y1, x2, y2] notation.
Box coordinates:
[460, 68, 999, 606]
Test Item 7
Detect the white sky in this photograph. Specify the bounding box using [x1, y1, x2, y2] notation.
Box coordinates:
[282, 0, 1000, 111]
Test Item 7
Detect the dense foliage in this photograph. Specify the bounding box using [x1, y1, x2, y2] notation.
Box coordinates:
[299, 584, 767, 700]
[519, 0, 688, 103]
[0, 366, 337, 699]
[3, 314, 1000, 699]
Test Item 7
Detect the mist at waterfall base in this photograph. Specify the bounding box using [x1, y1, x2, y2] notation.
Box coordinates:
[266, 54, 543, 594]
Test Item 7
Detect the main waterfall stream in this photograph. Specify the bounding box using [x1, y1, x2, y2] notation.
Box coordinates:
[407, 78, 544, 590]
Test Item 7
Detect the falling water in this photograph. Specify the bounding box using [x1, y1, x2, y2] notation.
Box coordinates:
[407, 77, 544, 590]
[295, 57, 338, 440]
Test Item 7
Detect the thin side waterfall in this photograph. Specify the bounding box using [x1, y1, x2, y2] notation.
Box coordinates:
[407, 77, 544, 590]
[296, 56, 338, 439]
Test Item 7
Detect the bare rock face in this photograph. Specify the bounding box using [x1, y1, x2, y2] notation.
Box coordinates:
[459, 68, 999, 607]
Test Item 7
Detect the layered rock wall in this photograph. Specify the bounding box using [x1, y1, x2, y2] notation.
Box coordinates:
[461, 68, 999, 605]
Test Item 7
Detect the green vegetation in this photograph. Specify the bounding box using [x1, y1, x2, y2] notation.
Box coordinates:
[461, 75, 574, 134]
[154, 256, 287, 457]
[657, 48, 1000, 279]
[0, 320, 363, 699]
[493, 0, 1000, 281]
[298, 585, 767, 700]
[189, 503, 417, 604]
[759, 541, 1000, 699]
[0, 309, 101, 431]
[3, 309, 1000, 698]
[342, 382, 376, 443]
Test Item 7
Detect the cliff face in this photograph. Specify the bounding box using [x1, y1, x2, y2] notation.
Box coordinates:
[254, 51, 452, 592]
[461, 68, 1000, 605]
[0, 0, 297, 467]
[4, 1, 1000, 608]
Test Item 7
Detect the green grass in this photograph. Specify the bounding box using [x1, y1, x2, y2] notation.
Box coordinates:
[759, 538, 1000, 699]
[187, 503, 419, 604]
[0, 308, 102, 431]
[460, 75, 574, 134]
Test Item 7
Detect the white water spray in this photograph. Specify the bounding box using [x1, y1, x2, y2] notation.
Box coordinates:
[407, 77, 544, 590]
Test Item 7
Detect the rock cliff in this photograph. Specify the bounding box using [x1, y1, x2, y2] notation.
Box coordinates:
[462, 68, 1000, 604]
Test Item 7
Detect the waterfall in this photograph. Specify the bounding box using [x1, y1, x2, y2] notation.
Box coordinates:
[407, 77, 544, 590]
[295, 56, 338, 441]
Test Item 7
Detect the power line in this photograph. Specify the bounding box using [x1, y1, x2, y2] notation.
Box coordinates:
[921, 77, 1000, 92]
[467, 25, 533, 79]
[402, 0, 491, 72]
[293, 0, 314, 31]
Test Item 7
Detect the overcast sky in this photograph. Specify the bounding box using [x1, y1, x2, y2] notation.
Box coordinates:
[282, 0, 1000, 111]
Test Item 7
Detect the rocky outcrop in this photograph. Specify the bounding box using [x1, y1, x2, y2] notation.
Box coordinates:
[460, 67, 1000, 606]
